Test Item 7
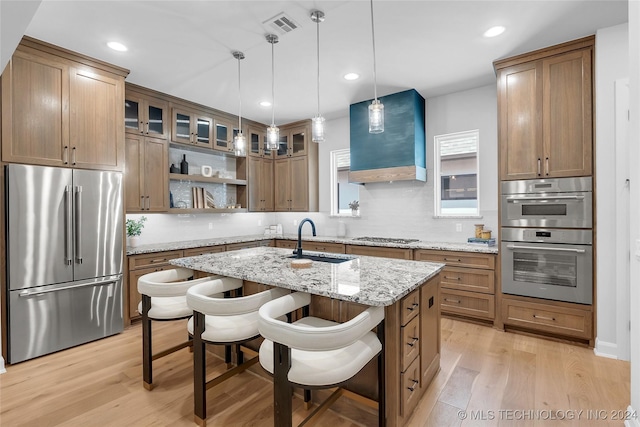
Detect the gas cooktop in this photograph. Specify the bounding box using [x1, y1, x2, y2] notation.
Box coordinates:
[352, 237, 420, 244]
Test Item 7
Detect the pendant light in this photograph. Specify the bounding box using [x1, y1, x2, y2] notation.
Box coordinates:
[232, 51, 247, 157]
[368, 0, 384, 134]
[310, 10, 325, 143]
[265, 34, 279, 151]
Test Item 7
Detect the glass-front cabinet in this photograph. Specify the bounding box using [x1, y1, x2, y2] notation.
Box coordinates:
[248, 126, 274, 158]
[124, 91, 169, 139]
[171, 107, 213, 149]
[214, 117, 240, 153]
[274, 124, 308, 158]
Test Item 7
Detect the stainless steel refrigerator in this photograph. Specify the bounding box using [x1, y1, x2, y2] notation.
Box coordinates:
[6, 164, 124, 363]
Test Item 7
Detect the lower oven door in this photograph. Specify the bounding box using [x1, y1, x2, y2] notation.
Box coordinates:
[501, 241, 592, 305]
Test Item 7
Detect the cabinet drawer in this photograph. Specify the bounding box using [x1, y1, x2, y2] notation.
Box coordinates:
[275, 240, 297, 249]
[441, 289, 495, 320]
[400, 354, 421, 417]
[414, 249, 495, 270]
[440, 267, 494, 294]
[401, 289, 420, 326]
[226, 240, 272, 251]
[346, 245, 413, 260]
[128, 250, 184, 270]
[302, 241, 345, 254]
[502, 298, 592, 340]
[183, 245, 225, 257]
[401, 315, 420, 372]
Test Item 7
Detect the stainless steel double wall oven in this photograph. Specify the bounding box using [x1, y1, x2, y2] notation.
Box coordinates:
[500, 177, 593, 305]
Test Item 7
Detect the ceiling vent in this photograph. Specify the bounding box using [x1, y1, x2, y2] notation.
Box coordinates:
[264, 12, 300, 35]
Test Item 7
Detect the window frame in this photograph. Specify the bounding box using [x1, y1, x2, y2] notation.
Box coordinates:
[433, 129, 481, 218]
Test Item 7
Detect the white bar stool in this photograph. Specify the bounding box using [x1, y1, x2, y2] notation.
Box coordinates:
[137, 267, 216, 390]
[186, 278, 290, 426]
[258, 292, 385, 427]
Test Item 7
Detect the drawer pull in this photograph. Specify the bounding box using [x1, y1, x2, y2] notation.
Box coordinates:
[406, 304, 418, 312]
[407, 337, 419, 347]
[444, 298, 461, 304]
[150, 258, 167, 263]
[444, 258, 461, 262]
[533, 314, 556, 321]
[407, 379, 419, 392]
[444, 276, 461, 281]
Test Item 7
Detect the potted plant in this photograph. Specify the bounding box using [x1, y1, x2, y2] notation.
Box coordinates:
[126, 216, 147, 248]
[348, 200, 360, 216]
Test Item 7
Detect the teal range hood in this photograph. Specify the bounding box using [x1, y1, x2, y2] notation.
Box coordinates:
[349, 89, 426, 183]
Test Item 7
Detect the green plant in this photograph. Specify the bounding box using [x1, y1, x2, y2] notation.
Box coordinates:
[126, 216, 147, 237]
[348, 200, 359, 210]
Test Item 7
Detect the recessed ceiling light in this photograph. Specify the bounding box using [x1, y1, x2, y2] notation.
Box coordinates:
[344, 73, 360, 81]
[259, 101, 272, 107]
[483, 26, 505, 38]
[107, 41, 128, 51]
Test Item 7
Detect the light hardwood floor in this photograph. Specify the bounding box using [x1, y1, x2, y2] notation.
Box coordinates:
[0, 318, 630, 426]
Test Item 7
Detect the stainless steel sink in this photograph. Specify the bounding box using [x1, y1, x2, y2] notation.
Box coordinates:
[287, 254, 354, 264]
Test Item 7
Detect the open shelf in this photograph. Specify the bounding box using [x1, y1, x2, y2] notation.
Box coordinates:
[169, 207, 247, 214]
[169, 173, 247, 186]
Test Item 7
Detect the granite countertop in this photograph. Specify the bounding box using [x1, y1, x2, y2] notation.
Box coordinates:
[170, 246, 444, 306]
[127, 234, 498, 256]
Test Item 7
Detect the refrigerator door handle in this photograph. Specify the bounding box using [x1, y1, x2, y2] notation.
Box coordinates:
[65, 185, 73, 265]
[18, 277, 119, 297]
[75, 185, 83, 264]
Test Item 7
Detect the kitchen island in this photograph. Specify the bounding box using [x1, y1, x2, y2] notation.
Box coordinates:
[171, 246, 444, 426]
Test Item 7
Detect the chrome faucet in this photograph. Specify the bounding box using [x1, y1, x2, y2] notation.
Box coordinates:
[295, 218, 316, 258]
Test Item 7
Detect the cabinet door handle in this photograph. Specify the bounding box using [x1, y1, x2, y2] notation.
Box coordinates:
[533, 314, 555, 321]
[146, 121, 150, 134]
[407, 379, 419, 392]
[545, 157, 549, 176]
[72, 147, 77, 165]
[63, 146, 69, 164]
[140, 196, 145, 210]
[145, 196, 150, 210]
[444, 258, 461, 262]
[407, 337, 419, 347]
[444, 298, 461, 304]
[537, 158, 541, 176]
[140, 121, 144, 134]
[444, 276, 461, 281]
[406, 304, 418, 312]
[150, 258, 167, 263]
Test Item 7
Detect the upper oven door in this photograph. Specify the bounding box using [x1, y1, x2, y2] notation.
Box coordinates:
[501, 191, 592, 228]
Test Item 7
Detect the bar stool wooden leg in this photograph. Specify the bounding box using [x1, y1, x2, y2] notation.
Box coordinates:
[141, 294, 153, 390]
[304, 389, 312, 410]
[274, 342, 293, 427]
[377, 321, 385, 427]
[236, 344, 244, 365]
[193, 311, 207, 426]
[225, 345, 232, 368]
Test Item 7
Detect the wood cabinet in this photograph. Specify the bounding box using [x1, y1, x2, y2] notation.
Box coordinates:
[495, 36, 593, 180]
[2, 37, 128, 171]
[248, 156, 274, 212]
[274, 156, 308, 211]
[124, 86, 169, 139]
[125, 135, 168, 212]
[274, 123, 309, 158]
[275, 240, 345, 254]
[213, 116, 239, 153]
[415, 249, 497, 324]
[248, 125, 273, 158]
[171, 106, 213, 149]
[126, 250, 185, 322]
[501, 296, 592, 341]
[346, 245, 413, 260]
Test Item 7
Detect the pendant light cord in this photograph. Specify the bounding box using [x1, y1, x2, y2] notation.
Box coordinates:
[316, 15, 321, 116]
[237, 55, 242, 131]
[370, 0, 378, 102]
[271, 39, 275, 126]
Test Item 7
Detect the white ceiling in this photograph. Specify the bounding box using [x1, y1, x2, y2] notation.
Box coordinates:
[17, 0, 629, 125]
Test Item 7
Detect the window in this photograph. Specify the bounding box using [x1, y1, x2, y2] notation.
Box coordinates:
[330, 149, 360, 215]
[434, 130, 479, 217]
